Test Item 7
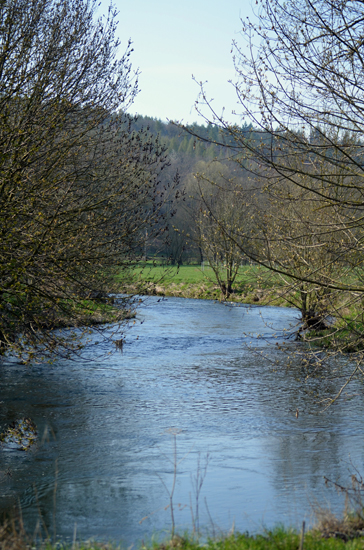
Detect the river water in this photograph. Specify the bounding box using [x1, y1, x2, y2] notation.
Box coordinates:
[0, 296, 364, 544]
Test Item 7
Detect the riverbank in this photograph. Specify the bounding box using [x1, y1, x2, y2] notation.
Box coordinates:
[123, 263, 364, 350]
[122, 263, 291, 306]
[3, 524, 364, 550]
[32, 300, 136, 330]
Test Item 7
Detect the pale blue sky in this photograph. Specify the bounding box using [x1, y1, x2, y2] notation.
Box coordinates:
[100, 0, 255, 124]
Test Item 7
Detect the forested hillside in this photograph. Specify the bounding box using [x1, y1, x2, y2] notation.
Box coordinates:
[130, 115, 257, 267]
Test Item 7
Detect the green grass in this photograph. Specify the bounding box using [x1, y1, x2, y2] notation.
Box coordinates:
[4, 527, 364, 550]
[120, 262, 282, 304]
[155, 529, 364, 550]
[129, 262, 272, 287]
[131, 263, 209, 285]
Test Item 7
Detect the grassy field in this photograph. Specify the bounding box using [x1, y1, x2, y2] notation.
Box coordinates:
[130, 262, 271, 286]
[121, 262, 286, 305]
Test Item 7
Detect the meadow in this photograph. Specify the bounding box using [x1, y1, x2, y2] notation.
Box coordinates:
[122, 262, 284, 305]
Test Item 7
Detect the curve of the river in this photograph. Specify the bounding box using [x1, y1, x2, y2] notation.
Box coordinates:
[0, 297, 363, 545]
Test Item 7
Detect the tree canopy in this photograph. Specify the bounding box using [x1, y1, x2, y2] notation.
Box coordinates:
[0, 0, 172, 360]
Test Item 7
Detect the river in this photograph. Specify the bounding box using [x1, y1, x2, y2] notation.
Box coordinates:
[0, 296, 363, 545]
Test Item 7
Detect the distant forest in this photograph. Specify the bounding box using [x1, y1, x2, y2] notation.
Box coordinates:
[131, 115, 255, 160]
[130, 115, 256, 265]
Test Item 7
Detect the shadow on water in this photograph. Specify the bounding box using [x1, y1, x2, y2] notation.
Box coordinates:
[0, 296, 363, 543]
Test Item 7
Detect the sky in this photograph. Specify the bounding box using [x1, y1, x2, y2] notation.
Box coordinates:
[99, 0, 256, 124]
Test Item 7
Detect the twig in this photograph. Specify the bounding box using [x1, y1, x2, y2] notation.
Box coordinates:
[299, 521, 306, 550]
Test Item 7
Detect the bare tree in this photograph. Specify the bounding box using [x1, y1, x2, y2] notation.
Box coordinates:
[189, 0, 364, 350]
[184, 160, 253, 299]
[0, 0, 172, 359]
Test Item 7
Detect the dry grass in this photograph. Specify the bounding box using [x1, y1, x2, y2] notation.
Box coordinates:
[313, 500, 364, 541]
[0, 519, 31, 550]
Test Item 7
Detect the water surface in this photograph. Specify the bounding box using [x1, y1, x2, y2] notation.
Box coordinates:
[0, 297, 363, 544]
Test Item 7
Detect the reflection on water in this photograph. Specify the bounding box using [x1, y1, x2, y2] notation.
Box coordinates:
[0, 297, 363, 544]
